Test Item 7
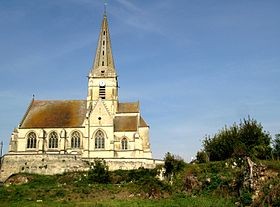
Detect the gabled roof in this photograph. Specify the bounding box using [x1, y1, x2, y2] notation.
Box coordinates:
[114, 116, 138, 132]
[20, 100, 87, 128]
[139, 116, 149, 127]
[117, 102, 139, 113]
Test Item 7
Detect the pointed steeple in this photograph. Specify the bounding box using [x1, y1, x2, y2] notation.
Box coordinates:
[90, 14, 116, 77]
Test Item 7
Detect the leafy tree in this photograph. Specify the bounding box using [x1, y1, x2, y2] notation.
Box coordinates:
[88, 159, 109, 184]
[238, 118, 271, 159]
[201, 117, 271, 161]
[272, 134, 280, 160]
[164, 152, 185, 181]
[196, 150, 209, 163]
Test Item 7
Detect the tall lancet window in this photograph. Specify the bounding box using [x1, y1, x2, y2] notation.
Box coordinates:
[95, 130, 105, 149]
[121, 138, 128, 150]
[49, 132, 58, 149]
[71, 131, 81, 148]
[27, 132, 37, 149]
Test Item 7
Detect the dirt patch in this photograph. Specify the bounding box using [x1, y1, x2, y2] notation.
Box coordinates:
[4, 174, 33, 186]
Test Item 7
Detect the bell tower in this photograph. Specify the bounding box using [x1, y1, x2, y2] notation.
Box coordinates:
[87, 13, 118, 114]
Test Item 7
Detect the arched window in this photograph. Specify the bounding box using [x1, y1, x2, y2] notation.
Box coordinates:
[27, 132, 37, 148]
[71, 131, 81, 148]
[49, 132, 58, 149]
[95, 130, 105, 149]
[121, 138, 128, 150]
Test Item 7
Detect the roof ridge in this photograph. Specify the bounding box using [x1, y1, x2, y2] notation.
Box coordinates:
[33, 99, 86, 102]
[119, 101, 139, 104]
[19, 98, 35, 128]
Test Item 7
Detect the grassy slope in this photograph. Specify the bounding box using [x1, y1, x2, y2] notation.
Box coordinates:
[1, 159, 279, 207]
[0, 172, 235, 207]
[0, 196, 235, 207]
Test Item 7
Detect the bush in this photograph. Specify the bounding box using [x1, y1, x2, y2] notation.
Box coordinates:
[164, 152, 186, 181]
[272, 134, 280, 160]
[240, 188, 252, 206]
[88, 159, 109, 184]
[109, 168, 159, 184]
[202, 117, 272, 161]
[109, 167, 169, 198]
[196, 151, 208, 163]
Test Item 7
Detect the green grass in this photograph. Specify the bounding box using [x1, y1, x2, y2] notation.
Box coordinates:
[5, 159, 279, 207]
[260, 159, 280, 171]
[0, 196, 235, 207]
[0, 171, 236, 207]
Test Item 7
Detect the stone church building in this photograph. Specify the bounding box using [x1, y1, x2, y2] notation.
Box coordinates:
[0, 13, 161, 182]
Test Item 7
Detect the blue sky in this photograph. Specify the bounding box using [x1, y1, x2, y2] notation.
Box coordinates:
[0, 0, 279, 161]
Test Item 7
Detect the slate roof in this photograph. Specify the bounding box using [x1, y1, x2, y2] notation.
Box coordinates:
[19, 100, 148, 130]
[139, 116, 148, 127]
[20, 100, 87, 128]
[114, 116, 138, 132]
[117, 102, 139, 113]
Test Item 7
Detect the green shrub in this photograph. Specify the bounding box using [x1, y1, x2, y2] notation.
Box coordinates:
[55, 189, 66, 197]
[239, 188, 252, 206]
[196, 151, 209, 163]
[28, 174, 57, 189]
[109, 168, 159, 184]
[202, 117, 272, 161]
[88, 159, 109, 184]
[164, 152, 186, 181]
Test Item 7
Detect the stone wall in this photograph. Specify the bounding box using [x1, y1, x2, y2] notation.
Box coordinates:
[0, 154, 163, 182]
[0, 154, 90, 182]
[84, 157, 163, 171]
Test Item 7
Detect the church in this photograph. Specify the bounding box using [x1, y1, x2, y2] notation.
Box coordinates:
[0, 13, 161, 182]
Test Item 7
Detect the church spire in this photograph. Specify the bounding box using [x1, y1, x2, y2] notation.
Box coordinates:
[90, 14, 116, 77]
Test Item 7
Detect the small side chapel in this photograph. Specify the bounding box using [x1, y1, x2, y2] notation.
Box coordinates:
[4, 13, 158, 172]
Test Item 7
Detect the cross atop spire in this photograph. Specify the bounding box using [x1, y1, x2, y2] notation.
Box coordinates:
[104, 0, 108, 16]
[90, 13, 116, 78]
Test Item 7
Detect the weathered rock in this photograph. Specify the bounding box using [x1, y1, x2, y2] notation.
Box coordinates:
[184, 175, 201, 192]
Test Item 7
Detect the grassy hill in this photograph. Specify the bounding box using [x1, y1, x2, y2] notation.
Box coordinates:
[0, 159, 279, 207]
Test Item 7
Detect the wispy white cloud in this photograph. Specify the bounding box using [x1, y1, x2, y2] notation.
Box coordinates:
[115, 0, 143, 13]
[0, 34, 95, 73]
[109, 0, 167, 36]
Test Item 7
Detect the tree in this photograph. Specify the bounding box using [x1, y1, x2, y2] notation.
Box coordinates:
[196, 150, 209, 163]
[201, 117, 272, 161]
[238, 118, 271, 159]
[88, 159, 110, 184]
[272, 134, 280, 160]
[163, 152, 185, 182]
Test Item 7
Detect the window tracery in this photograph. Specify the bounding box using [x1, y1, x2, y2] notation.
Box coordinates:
[95, 130, 105, 149]
[27, 132, 36, 149]
[49, 132, 58, 149]
[71, 131, 81, 148]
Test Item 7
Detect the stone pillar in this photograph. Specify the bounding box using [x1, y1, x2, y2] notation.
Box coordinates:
[60, 129, 67, 154]
[39, 129, 47, 154]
